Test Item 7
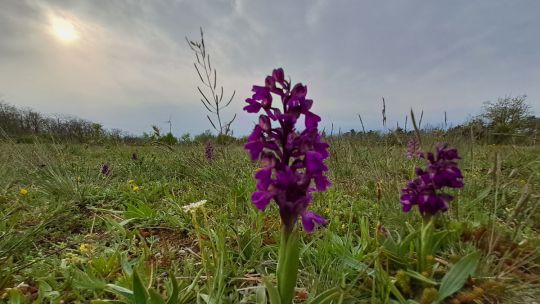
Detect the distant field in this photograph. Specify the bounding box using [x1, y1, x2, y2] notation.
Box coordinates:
[0, 139, 538, 303]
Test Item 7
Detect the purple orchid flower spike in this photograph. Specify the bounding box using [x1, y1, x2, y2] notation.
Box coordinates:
[400, 143, 464, 216]
[406, 136, 422, 160]
[244, 68, 330, 233]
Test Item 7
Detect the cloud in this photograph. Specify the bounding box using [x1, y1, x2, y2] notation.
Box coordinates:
[0, 0, 538, 136]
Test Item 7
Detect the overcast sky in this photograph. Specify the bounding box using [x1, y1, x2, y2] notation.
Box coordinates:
[1, 0, 539, 136]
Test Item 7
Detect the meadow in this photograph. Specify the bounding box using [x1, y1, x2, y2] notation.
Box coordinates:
[0, 135, 538, 303]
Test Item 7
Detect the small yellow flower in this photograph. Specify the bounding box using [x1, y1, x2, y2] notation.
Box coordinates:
[341, 224, 346, 230]
[19, 188, 28, 196]
[79, 243, 93, 253]
[324, 208, 330, 214]
[132, 186, 140, 191]
[128, 179, 135, 184]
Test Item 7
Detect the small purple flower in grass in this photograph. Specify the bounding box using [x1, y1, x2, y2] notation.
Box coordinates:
[244, 68, 330, 233]
[100, 163, 111, 176]
[400, 143, 463, 215]
[205, 141, 214, 161]
[406, 136, 422, 160]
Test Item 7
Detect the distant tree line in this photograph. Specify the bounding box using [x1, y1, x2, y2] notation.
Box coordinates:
[327, 95, 539, 145]
[0, 100, 237, 145]
[0, 101, 124, 143]
[142, 126, 238, 146]
[1, 95, 537, 145]
[448, 95, 538, 144]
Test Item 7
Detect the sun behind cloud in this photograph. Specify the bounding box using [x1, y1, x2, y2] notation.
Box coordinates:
[50, 15, 80, 43]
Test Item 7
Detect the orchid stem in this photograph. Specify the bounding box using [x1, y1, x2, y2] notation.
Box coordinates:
[277, 225, 300, 304]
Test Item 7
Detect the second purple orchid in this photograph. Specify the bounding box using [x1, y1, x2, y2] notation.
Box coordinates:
[400, 143, 464, 215]
[244, 68, 330, 233]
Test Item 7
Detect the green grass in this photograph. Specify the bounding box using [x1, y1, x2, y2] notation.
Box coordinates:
[0, 139, 538, 303]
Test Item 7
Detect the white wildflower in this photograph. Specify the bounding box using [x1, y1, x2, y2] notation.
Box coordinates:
[182, 200, 207, 213]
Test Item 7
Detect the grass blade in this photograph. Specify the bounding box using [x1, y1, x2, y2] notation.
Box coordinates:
[436, 251, 480, 302]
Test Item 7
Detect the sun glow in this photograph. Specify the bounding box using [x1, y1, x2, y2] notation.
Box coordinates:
[51, 16, 79, 43]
